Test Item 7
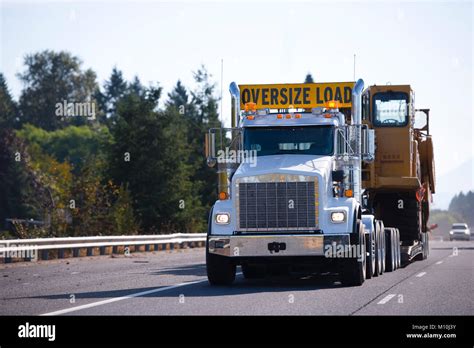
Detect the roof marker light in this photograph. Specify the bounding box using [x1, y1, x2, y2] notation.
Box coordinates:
[244, 102, 257, 112]
[325, 100, 340, 109]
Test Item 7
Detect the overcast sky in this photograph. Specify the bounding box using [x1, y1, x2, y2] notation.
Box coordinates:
[1, 0, 473, 205]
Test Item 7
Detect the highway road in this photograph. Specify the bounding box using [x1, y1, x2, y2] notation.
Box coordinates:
[0, 239, 472, 316]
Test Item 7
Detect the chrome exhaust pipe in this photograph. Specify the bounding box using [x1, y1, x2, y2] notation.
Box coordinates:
[229, 82, 240, 128]
[351, 79, 364, 202]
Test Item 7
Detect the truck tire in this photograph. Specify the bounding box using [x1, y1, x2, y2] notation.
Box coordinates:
[242, 264, 265, 279]
[365, 229, 376, 279]
[415, 232, 429, 261]
[384, 227, 396, 272]
[395, 228, 401, 268]
[379, 221, 386, 274]
[206, 209, 236, 286]
[341, 220, 366, 286]
[374, 222, 383, 277]
[206, 246, 236, 285]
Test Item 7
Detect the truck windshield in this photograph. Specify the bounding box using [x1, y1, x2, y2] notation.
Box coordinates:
[243, 126, 334, 157]
[373, 92, 409, 127]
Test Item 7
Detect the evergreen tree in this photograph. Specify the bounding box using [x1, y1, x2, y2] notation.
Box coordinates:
[0, 73, 18, 128]
[449, 190, 474, 226]
[17, 50, 98, 130]
[95, 67, 128, 122]
[108, 79, 204, 232]
[188, 66, 222, 213]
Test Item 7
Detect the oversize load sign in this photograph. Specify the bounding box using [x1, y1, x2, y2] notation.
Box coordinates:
[239, 82, 355, 109]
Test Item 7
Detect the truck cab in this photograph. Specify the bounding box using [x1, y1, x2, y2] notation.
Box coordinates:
[204, 80, 393, 286]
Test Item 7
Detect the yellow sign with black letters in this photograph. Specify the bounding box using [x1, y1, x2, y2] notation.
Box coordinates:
[239, 82, 355, 109]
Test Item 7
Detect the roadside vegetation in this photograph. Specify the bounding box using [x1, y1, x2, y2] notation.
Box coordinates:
[0, 51, 221, 238]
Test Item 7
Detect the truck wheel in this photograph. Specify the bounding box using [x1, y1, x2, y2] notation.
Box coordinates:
[365, 229, 376, 279]
[379, 221, 386, 274]
[395, 228, 401, 268]
[206, 245, 236, 286]
[242, 264, 265, 279]
[416, 232, 429, 261]
[425, 232, 430, 258]
[341, 220, 366, 286]
[384, 228, 396, 272]
[374, 223, 382, 277]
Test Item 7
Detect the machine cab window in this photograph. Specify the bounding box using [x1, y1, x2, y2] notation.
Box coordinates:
[372, 91, 409, 127]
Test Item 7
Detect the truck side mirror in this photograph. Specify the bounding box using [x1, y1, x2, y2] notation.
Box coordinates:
[205, 132, 217, 167]
[362, 128, 375, 162]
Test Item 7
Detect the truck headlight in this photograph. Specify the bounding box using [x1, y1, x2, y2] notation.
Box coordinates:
[331, 211, 346, 223]
[215, 213, 231, 225]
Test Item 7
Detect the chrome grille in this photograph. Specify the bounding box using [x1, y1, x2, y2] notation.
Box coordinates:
[238, 181, 317, 231]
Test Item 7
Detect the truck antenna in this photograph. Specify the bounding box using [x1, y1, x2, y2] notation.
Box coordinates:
[220, 58, 224, 121]
[353, 54, 356, 81]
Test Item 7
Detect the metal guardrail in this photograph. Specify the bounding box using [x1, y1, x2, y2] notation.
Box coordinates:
[0, 233, 207, 262]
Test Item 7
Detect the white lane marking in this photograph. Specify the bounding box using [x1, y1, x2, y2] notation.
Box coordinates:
[377, 294, 396, 304]
[416, 272, 427, 278]
[435, 261, 443, 265]
[42, 272, 242, 316]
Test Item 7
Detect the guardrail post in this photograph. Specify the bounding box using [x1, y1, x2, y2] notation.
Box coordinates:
[4, 256, 12, 264]
[58, 249, 65, 259]
[112, 246, 118, 254]
[87, 247, 93, 256]
[41, 250, 49, 260]
[73, 248, 79, 257]
[100, 246, 106, 255]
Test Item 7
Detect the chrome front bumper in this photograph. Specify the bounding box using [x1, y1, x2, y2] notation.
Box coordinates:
[208, 234, 350, 257]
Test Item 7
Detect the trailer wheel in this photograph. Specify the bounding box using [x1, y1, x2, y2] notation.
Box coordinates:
[341, 220, 366, 286]
[384, 227, 396, 272]
[379, 221, 386, 274]
[242, 264, 265, 279]
[374, 222, 383, 277]
[365, 229, 376, 279]
[416, 232, 429, 261]
[395, 228, 401, 268]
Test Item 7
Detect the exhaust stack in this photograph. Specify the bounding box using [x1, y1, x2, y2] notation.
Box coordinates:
[230, 82, 240, 128]
[351, 79, 365, 202]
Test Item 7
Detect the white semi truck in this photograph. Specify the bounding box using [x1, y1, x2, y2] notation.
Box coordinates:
[205, 79, 402, 286]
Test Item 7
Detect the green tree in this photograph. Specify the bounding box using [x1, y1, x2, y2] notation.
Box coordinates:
[0, 131, 38, 227]
[17, 124, 112, 174]
[449, 191, 474, 226]
[95, 67, 128, 124]
[188, 66, 222, 211]
[108, 78, 204, 232]
[17, 50, 98, 130]
[0, 73, 18, 128]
